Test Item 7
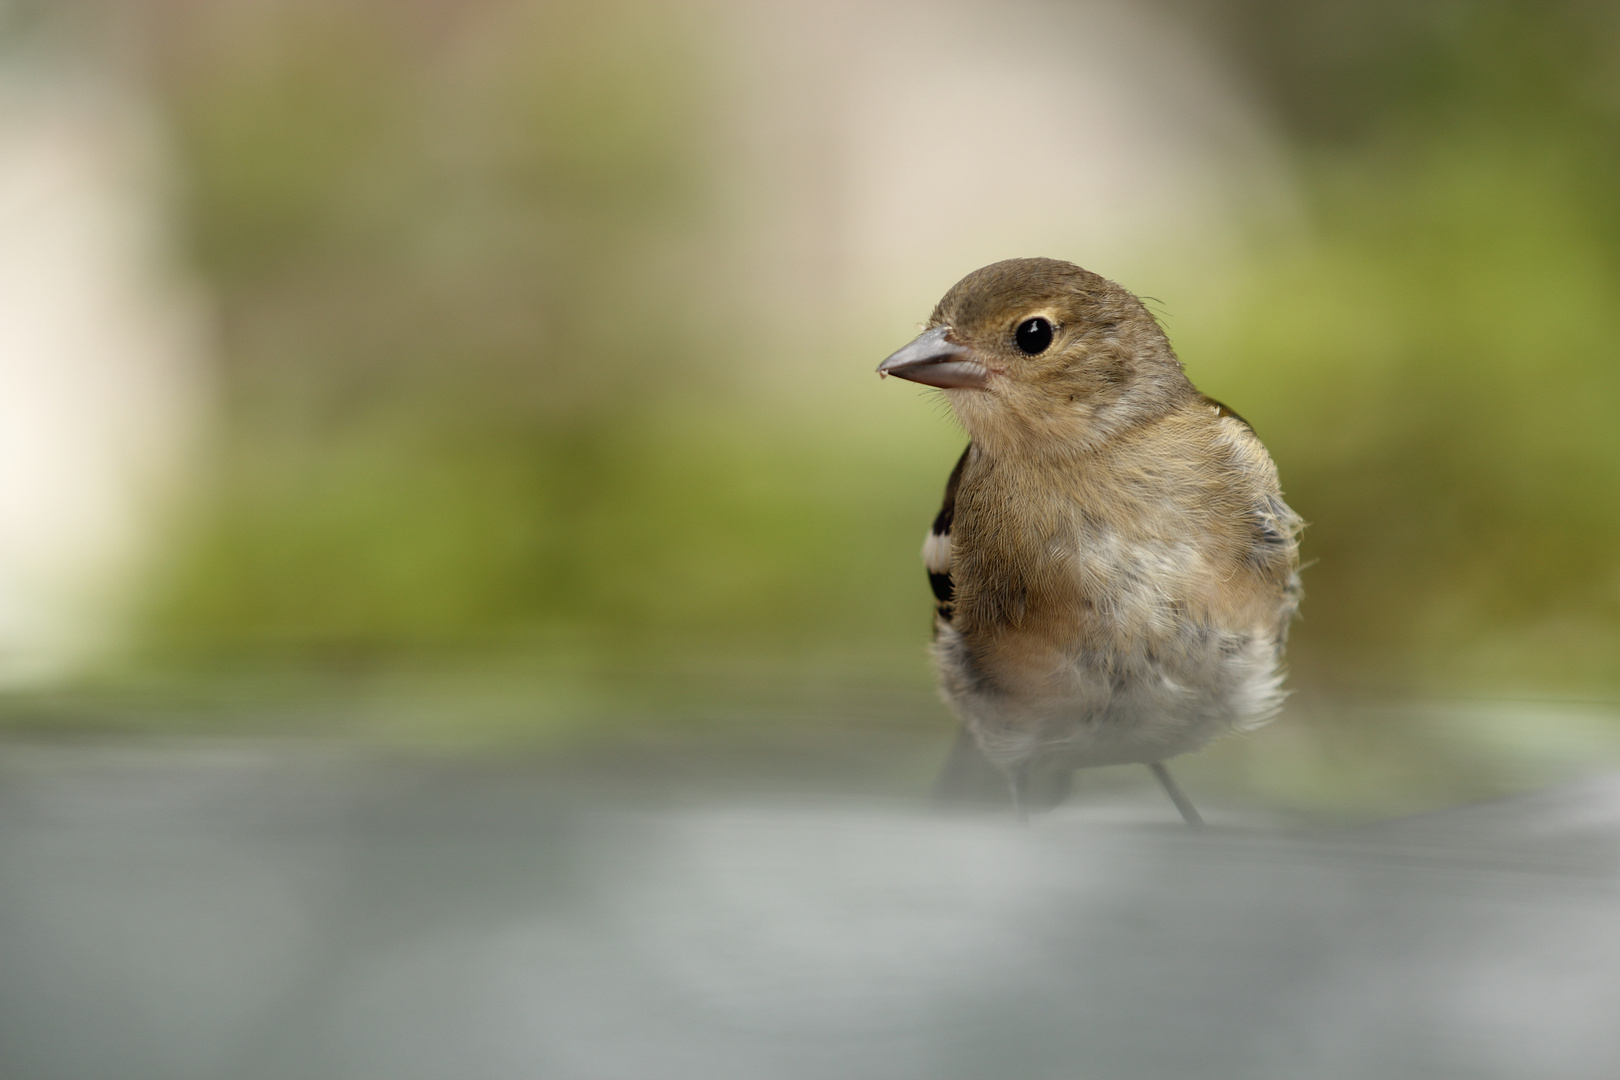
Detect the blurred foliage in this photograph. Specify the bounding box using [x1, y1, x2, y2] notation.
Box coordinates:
[9, 0, 1613, 712]
[103, 0, 962, 688]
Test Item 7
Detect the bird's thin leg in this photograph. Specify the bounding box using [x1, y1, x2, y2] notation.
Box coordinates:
[1149, 762, 1204, 828]
[934, 728, 1008, 805]
[1007, 763, 1031, 825]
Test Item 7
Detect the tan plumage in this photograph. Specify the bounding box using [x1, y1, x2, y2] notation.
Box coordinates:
[879, 258, 1301, 817]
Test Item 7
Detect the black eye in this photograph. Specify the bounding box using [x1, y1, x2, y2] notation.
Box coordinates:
[1015, 317, 1053, 355]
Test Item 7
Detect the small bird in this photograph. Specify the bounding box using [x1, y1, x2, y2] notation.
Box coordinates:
[878, 258, 1302, 823]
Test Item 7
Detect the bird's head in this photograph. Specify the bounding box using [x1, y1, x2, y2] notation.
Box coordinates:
[878, 258, 1193, 456]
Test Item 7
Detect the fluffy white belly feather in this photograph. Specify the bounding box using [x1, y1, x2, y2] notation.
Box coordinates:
[932, 620, 1287, 772]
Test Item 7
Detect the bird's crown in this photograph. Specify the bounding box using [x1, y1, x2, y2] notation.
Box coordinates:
[881, 257, 1194, 457]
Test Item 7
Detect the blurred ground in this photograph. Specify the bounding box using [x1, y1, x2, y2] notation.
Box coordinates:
[4, 740, 1620, 1080]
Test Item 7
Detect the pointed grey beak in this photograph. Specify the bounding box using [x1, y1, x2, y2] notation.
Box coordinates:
[877, 326, 989, 389]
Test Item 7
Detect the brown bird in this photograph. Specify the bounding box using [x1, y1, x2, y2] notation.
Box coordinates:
[878, 258, 1302, 823]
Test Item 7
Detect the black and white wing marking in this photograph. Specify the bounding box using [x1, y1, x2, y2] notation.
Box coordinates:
[924, 444, 970, 627]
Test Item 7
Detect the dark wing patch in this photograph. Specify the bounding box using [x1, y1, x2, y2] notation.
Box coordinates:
[927, 444, 970, 628]
[1245, 493, 1302, 573]
[1253, 494, 1295, 549]
[1202, 394, 1255, 433]
[1247, 492, 1305, 643]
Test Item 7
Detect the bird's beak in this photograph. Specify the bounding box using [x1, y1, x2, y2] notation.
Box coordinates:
[876, 326, 989, 389]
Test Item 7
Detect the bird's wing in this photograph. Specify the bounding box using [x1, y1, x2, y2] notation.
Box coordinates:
[923, 444, 970, 626]
[1203, 396, 1306, 643]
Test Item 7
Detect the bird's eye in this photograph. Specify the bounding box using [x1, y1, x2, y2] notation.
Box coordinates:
[1015, 317, 1054, 355]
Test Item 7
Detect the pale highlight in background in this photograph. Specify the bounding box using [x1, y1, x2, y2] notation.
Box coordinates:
[723, 0, 1301, 355]
[0, 68, 211, 684]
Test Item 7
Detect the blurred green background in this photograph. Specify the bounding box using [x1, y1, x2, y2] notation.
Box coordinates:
[2, 0, 1617, 811]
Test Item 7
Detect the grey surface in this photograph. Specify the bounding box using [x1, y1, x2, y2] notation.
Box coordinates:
[3, 744, 1619, 1080]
